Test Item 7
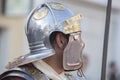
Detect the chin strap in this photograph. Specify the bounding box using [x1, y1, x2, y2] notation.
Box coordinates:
[101, 0, 112, 80]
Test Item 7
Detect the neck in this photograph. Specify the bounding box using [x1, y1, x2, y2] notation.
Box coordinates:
[43, 52, 64, 74]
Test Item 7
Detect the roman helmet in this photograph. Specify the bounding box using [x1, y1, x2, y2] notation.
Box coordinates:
[6, 2, 85, 71]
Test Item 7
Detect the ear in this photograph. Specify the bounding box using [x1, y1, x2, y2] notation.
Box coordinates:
[56, 33, 64, 49]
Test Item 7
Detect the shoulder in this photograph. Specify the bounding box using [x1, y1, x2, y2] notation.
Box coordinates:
[0, 63, 47, 80]
[0, 68, 34, 80]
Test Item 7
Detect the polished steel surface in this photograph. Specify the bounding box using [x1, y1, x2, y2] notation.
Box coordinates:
[26, 2, 74, 61]
[6, 2, 82, 69]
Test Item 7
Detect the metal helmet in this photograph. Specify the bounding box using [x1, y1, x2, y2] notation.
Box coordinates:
[6, 2, 82, 69]
[26, 2, 82, 60]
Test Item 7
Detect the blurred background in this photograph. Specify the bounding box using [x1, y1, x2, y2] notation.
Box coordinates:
[0, 0, 120, 80]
